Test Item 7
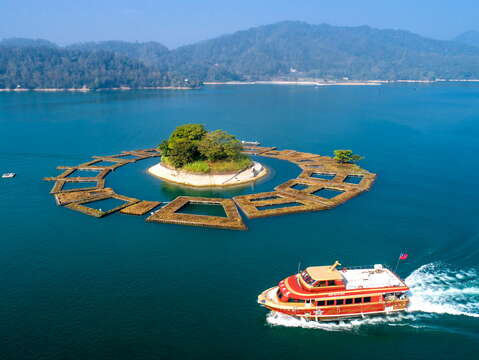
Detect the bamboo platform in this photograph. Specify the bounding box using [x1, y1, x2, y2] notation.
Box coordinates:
[92, 155, 136, 164]
[125, 149, 161, 157]
[43, 167, 110, 182]
[65, 193, 140, 218]
[274, 178, 362, 207]
[54, 188, 115, 206]
[146, 196, 247, 230]
[50, 178, 105, 194]
[233, 191, 325, 219]
[241, 145, 277, 155]
[73, 159, 128, 170]
[106, 150, 159, 162]
[120, 200, 161, 215]
[127, 148, 161, 155]
[44, 146, 376, 230]
[298, 168, 376, 188]
[276, 151, 323, 163]
[258, 149, 298, 159]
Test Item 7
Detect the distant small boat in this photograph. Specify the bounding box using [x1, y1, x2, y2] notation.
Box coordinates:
[241, 140, 260, 146]
[2, 173, 15, 178]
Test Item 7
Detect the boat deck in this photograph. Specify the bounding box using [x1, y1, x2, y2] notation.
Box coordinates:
[341, 268, 404, 290]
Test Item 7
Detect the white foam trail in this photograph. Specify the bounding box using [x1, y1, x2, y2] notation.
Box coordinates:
[266, 311, 415, 331]
[406, 262, 479, 318]
[265, 262, 479, 330]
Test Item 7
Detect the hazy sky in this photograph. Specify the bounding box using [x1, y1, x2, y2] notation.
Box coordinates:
[0, 0, 477, 48]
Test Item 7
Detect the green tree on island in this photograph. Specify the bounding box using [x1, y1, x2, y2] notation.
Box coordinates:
[159, 124, 206, 167]
[333, 149, 364, 164]
[158, 124, 251, 172]
[198, 130, 243, 161]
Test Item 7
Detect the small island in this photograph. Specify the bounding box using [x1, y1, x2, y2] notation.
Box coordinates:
[148, 124, 267, 187]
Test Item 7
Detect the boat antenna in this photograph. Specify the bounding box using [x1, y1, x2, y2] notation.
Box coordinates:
[329, 260, 341, 271]
[297, 261, 302, 274]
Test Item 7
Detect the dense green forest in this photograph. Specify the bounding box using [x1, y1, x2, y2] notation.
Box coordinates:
[0, 40, 194, 89]
[2, 22, 479, 89]
[161, 22, 479, 81]
[66, 41, 169, 68]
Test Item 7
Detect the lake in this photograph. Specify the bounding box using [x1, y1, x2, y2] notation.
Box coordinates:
[0, 84, 478, 359]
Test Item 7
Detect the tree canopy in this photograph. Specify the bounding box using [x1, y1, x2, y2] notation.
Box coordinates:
[0, 45, 199, 89]
[159, 124, 246, 169]
[333, 150, 364, 164]
[198, 130, 243, 162]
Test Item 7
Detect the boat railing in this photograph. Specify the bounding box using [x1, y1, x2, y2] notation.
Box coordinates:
[298, 263, 394, 275]
[338, 263, 393, 271]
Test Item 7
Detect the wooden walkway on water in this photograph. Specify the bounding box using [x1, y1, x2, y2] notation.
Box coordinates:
[43, 145, 376, 230]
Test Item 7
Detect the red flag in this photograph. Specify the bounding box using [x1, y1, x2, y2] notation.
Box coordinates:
[399, 253, 409, 260]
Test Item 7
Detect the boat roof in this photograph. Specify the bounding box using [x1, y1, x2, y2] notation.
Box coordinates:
[305, 266, 343, 281]
[341, 267, 405, 290]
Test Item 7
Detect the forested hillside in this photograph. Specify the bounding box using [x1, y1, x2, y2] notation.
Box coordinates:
[159, 21, 479, 81]
[2, 21, 479, 89]
[67, 41, 169, 68]
[0, 42, 194, 89]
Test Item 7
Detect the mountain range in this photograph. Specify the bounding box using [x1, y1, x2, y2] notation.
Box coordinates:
[454, 30, 479, 49]
[2, 21, 479, 89]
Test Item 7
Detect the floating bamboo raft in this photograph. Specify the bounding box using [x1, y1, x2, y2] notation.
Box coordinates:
[147, 196, 247, 230]
[65, 193, 140, 218]
[44, 146, 376, 230]
[120, 200, 161, 215]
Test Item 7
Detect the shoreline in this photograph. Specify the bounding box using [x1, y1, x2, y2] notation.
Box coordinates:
[0, 86, 196, 93]
[2, 79, 479, 93]
[3, 78, 479, 93]
[204, 79, 479, 86]
[148, 161, 268, 188]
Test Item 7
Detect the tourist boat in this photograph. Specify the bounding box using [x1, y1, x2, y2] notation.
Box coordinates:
[241, 140, 260, 146]
[257, 261, 409, 321]
[2, 173, 15, 178]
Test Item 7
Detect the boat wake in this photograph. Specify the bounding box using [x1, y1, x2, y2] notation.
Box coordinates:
[266, 262, 479, 330]
[406, 262, 479, 318]
[266, 311, 415, 331]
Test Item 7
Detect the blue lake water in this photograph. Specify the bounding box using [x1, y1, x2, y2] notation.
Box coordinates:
[1, 84, 478, 359]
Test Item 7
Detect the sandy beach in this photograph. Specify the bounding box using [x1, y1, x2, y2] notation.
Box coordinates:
[204, 79, 479, 86]
[204, 80, 383, 86]
[148, 161, 268, 187]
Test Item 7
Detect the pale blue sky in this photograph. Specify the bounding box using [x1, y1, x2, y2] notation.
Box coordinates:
[0, 1, 477, 48]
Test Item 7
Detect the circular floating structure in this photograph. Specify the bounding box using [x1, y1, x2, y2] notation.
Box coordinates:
[43, 145, 376, 231]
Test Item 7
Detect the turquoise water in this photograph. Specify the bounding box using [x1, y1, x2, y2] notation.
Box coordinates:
[1, 85, 479, 359]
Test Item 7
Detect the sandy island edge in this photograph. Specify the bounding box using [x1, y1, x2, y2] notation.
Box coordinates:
[148, 161, 268, 188]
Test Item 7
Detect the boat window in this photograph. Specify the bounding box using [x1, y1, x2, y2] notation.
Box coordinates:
[301, 271, 316, 285]
[315, 280, 326, 287]
[277, 290, 283, 299]
[345, 298, 353, 304]
[327, 280, 336, 286]
[317, 300, 325, 306]
[336, 299, 344, 305]
[354, 298, 362, 304]
[326, 300, 335, 306]
[384, 293, 396, 301]
[288, 298, 305, 303]
[363, 297, 371, 303]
